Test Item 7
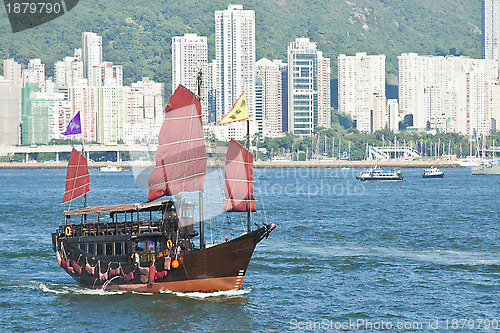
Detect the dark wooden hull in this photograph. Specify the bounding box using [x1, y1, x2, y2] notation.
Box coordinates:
[422, 174, 444, 178]
[52, 227, 271, 293]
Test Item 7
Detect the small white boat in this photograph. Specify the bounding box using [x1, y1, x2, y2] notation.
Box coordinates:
[100, 165, 122, 172]
[422, 166, 444, 178]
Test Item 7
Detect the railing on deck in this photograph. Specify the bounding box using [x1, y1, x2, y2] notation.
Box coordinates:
[59, 219, 163, 237]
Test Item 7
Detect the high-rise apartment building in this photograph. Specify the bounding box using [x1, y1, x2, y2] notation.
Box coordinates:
[2, 59, 22, 144]
[123, 77, 164, 144]
[91, 62, 123, 87]
[4, 59, 22, 86]
[486, 81, 500, 131]
[280, 63, 289, 133]
[54, 56, 84, 87]
[97, 86, 125, 144]
[22, 91, 70, 144]
[171, 34, 208, 122]
[82, 32, 103, 80]
[206, 60, 217, 123]
[484, 0, 500, 62]
[255, 76, 263, 135]
[372, 93, 387, 133]
[287, 38, 330, 136]
[0, 79, 21, 145]
[338, 53, 386, 132]
[215, 4, 256, 140]
[23, 59, 46, 91]
[68, 84, 97, 142]
[387, 99, 399, 131]
[255, 58, 283, 138]
[398, 53, 499, 137]
[317, 56, 331, 129]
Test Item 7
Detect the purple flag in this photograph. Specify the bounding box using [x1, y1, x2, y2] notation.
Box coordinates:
[61, 111, 82, 136]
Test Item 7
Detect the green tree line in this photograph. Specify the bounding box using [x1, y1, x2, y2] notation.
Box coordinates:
[255, 112, 500, 161]
[0, 0, 483, 97]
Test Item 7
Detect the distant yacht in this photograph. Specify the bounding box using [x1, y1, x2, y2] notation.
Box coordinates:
[455, 158, 481, 167]
[271, 156, 291, 162]
[422, 166, 444, 178]
[356, 166, 403, 182]
[100, 165, 123, 172]
[471, 161, 500, 175]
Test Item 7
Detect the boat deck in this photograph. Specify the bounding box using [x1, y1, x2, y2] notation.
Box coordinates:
[57, 219, 162, 238]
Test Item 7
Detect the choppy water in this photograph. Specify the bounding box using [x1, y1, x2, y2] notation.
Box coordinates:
[0, 167, 498, 332]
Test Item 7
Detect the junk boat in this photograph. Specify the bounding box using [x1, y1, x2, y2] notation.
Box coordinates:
[52, 85, 275, 293]
[356, 166, 403, 182]
[422, 166, 444, 178]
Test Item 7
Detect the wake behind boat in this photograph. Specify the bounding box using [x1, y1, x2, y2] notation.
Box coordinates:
[52, 85, 275, 293]
[356, 166, 403, 182]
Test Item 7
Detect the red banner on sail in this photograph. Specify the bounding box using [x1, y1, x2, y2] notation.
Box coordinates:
[62, 148, 90, 203]
[147, 85, 207, 201]
[222, 139, 257, 212]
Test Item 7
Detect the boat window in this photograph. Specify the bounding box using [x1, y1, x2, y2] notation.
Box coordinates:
[106, 243, 113, 256]
[97, 243, 104, 256]
[88, 243, 95, 255]
[134, 241, 145, 253]
[147, 240, 156, 252]
[125, 242, 131, 255]
[115, 243, 122, 255]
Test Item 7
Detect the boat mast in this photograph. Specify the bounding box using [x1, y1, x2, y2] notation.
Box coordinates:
[197, 70, 205, 249]
[81, 146, 87, 209]
[246, 118, 251, 233]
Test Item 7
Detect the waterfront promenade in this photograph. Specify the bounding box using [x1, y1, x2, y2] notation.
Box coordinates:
[0, 159, 462, 169]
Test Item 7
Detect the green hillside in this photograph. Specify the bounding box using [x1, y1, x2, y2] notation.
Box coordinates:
[0, 0, 483, 96]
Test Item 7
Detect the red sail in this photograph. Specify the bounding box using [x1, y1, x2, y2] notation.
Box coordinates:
[62, 148, 90, 204]
[147, 85, 207, 201]
[222, 139, 257, 212]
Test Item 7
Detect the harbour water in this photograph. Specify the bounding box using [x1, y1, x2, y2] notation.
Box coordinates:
[0, 168, 498, 332]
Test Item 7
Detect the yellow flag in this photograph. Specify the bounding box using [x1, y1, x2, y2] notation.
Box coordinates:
[218, 92, 249, 124]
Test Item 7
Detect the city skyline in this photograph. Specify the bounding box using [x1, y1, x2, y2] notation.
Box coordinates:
[1, 3, 500, 147]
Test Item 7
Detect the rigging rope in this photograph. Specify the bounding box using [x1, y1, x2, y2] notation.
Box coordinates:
[256, 173, 268, 225]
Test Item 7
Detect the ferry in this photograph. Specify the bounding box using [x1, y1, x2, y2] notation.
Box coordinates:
[356, 167, 403, 182]
[422, 166, 444, 178]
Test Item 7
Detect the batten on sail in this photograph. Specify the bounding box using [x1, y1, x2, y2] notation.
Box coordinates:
[223, 139, 257, 212]
[62, 148, 90, 204]
[147, 85, 208, 201]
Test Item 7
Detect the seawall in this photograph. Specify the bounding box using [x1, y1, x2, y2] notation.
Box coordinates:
[0, 160, 462, 169]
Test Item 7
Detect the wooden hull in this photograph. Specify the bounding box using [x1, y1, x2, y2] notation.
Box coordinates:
[53, 227, 271, 293]
[103, 276, 242, 293]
